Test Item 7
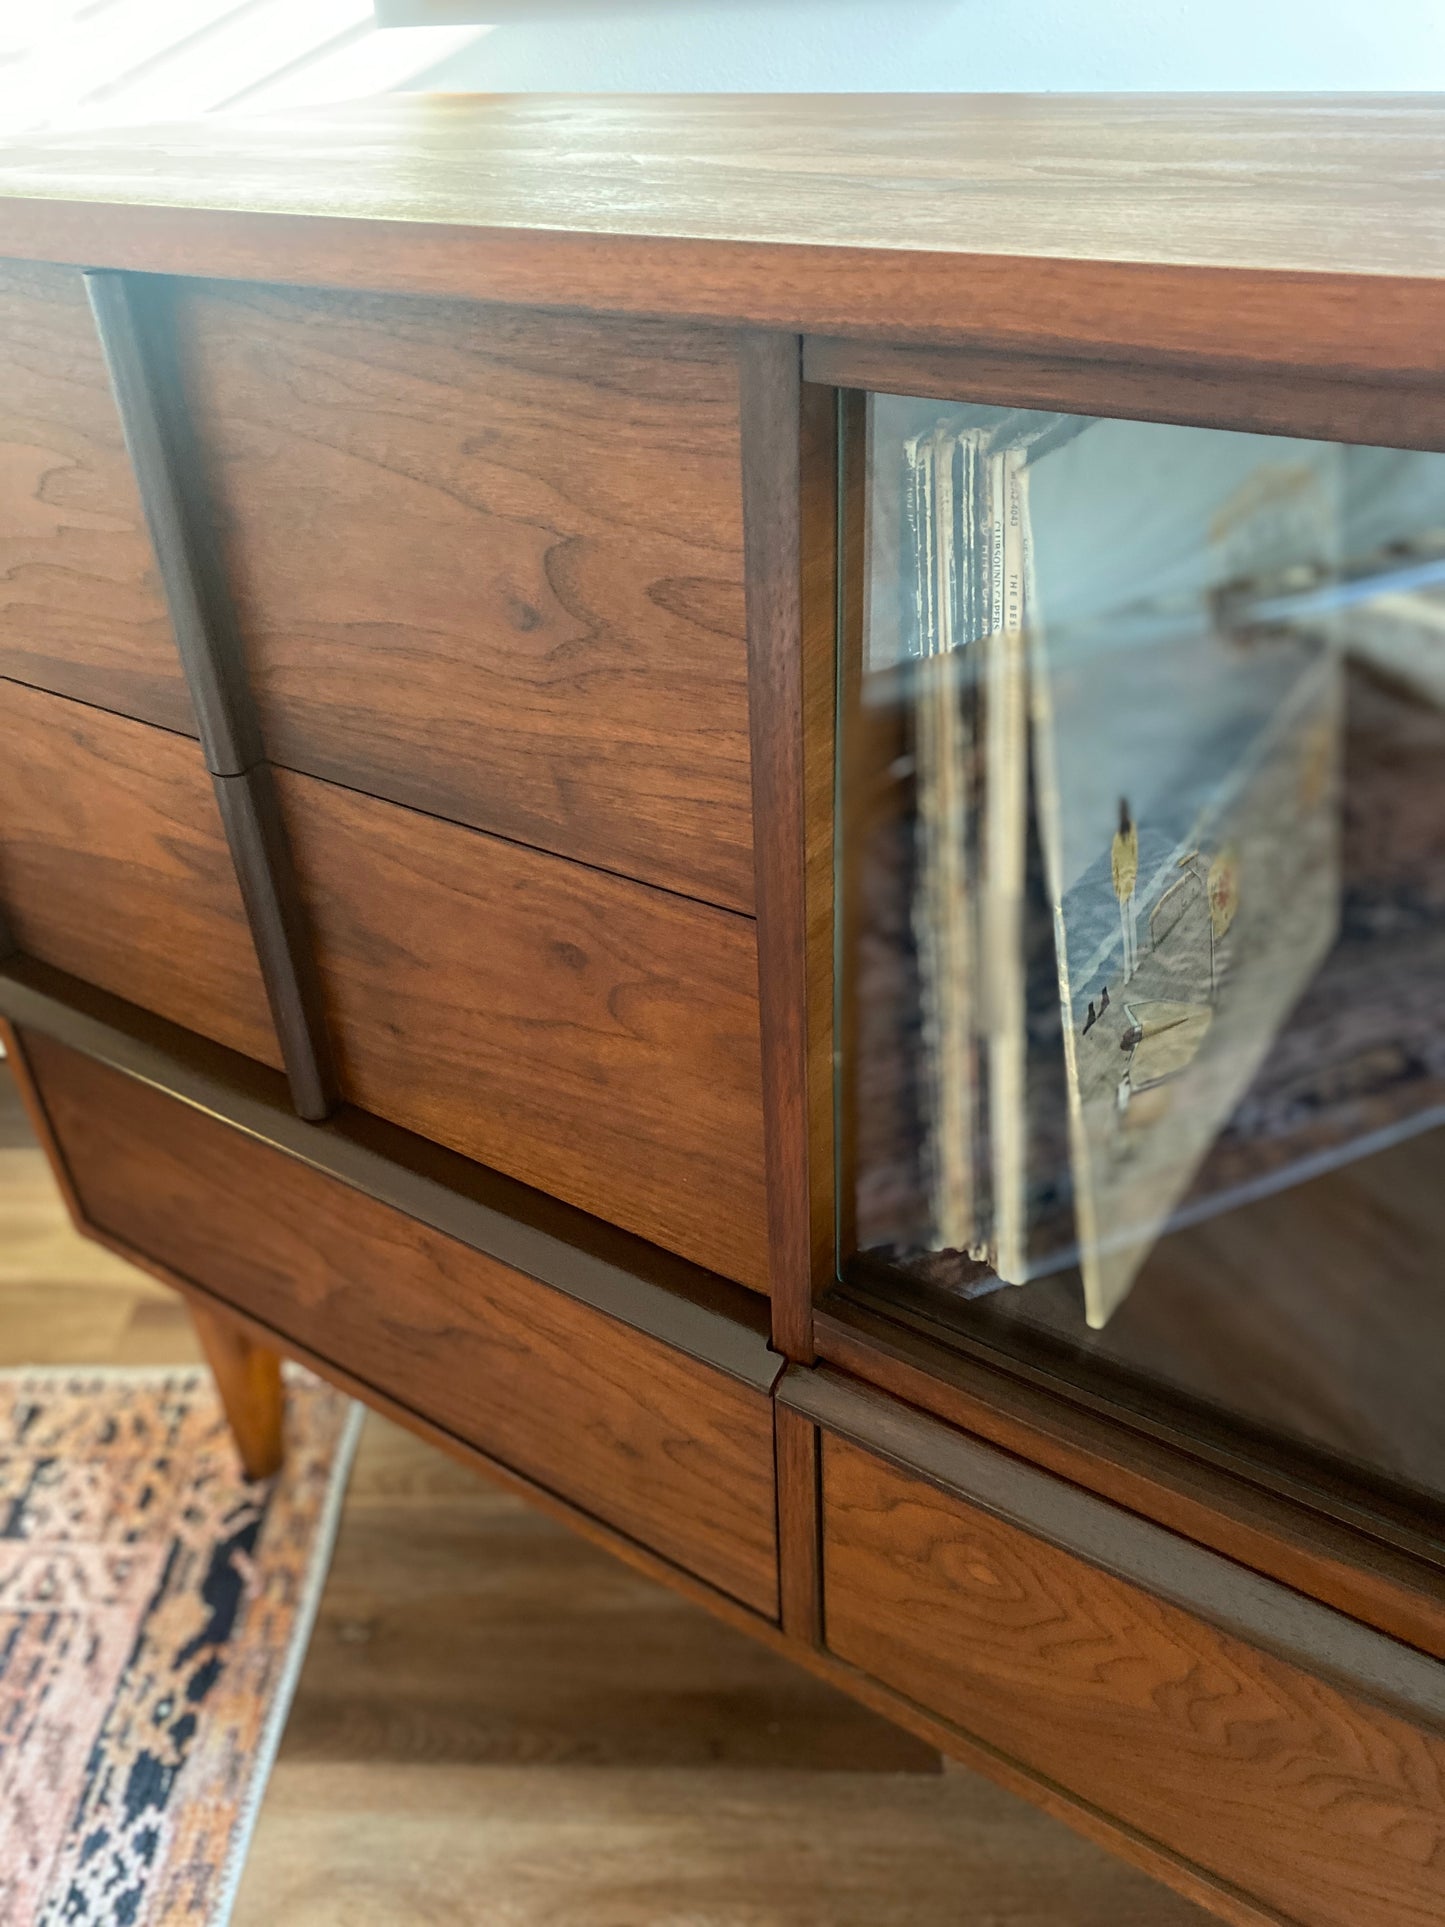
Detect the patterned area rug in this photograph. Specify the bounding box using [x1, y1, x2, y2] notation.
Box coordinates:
[0, 1364, 360, 1926]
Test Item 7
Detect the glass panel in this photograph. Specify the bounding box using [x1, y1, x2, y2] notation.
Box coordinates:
[841, 394, 1445, 1517]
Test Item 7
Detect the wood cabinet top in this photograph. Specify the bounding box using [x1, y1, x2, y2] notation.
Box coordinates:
[1, 94, 1443, 370]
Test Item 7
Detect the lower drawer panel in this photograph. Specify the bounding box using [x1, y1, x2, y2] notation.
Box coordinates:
[822, 1430, 1445, 1927]
[27, 1030, 779, 1617]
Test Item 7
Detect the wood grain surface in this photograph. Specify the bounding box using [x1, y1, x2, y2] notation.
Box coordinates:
[0, 953, 780, 1387]
[274, 767, 769, 1288]
[237, 1757, 1212, 1927]
[174, 282, 754, 907]
[1, 98, 1444, 375]
[0, 681, 281, 1067]
[823, 1434, 1445, 1927]
[0, 1060, 1220, 1919]
[739, 334, 814, 1357]
[0, 1046, 1283, 1924]
[3, 93, 1437, 274]
[0, 1041, 1238, 1920]
[0, 1157, 1215, 1927]
[799, 378, 840, 1319]
[815, 1302, 1445, 1665]
[803, 335, 1445, 452]
[26, 1031, 780, 1614]
[775, 1400, 822, 1647]
[0, 261, 190, 729]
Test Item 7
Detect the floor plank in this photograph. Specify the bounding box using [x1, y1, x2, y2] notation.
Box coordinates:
[0, 1058, 1210, 1926]
[239, 1761, 1189, 1927]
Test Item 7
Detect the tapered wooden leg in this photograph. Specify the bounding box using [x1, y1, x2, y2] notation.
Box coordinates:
[189, 1300, 286, 1480]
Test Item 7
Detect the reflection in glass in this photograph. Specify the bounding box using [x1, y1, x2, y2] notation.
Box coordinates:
[844, 397, 1445, 1510]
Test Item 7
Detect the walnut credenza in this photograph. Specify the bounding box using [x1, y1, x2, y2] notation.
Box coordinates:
[2, 96, 1444, 1927]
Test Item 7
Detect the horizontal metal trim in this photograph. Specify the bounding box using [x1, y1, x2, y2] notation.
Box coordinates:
[0, 956, 780, 1394]
[783, 1366, 1445, 1736]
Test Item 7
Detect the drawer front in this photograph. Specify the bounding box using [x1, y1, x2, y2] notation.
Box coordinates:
[0, 681, 280, 1066]
[822, 1432, 1445, 1927]
[28, 1031, 780, 1616]
[175, 284, 754, 910]
[276, 767, 770, 1289]
[0, 261, 193, 733]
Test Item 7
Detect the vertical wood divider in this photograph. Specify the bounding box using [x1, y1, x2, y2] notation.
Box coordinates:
[834, 389, 868, 1270]
[739, 333, 838, 1363]
[775, 1395, 824, 1644]
[84, 270, 335, 1120]
[800, 380, 842, 1337]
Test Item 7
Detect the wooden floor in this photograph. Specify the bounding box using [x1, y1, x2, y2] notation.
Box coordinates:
[0, 1059, 1211, 1926]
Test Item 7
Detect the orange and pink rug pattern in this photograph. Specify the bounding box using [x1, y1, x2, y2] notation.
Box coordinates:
[0, 1365, 358, 1925]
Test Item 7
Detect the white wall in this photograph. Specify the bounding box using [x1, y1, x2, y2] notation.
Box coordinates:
[414, 0, 1445, 94]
